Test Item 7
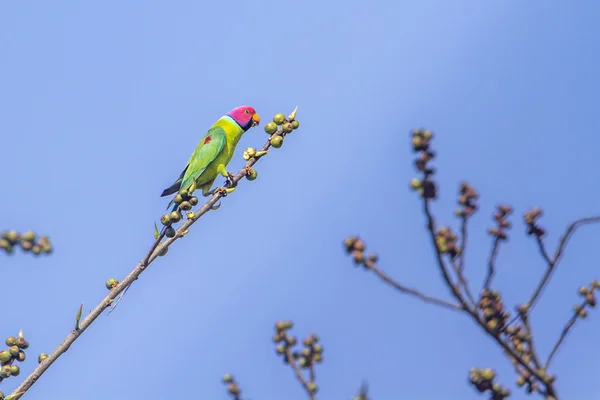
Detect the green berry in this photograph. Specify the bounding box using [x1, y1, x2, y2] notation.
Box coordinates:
[169, 211, 181, 223]
[38, 353, 48, 363]
[105, 278, 119, 290]
[160, 214, 172, 226]
[0, 350, 11, 363]
[5, 337, 16, 347]
[9, 365, 19, 376]
[270, 135, 283, 148]
[16, 351, 26, 362]
[273, 113, 285, 125]
[0, 366, 11, 378]
[158, 246, 169, 257]
[22, 231, 35, 241]
[15, 338, 27, 350]
[180, 201, 192, 211]
[222, 373, 233, 383]
[173, 194, 184, 205]
[246, 169, 258, 181]
[189, 196, 199, 206]
[291, 120, 300, 129]
[9, 346, 20, 357]
[179, 189, 189, 199]
[264, 121, 278, 134]
[282, 122, 293, 133]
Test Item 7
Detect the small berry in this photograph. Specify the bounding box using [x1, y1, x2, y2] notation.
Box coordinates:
[282, 122, 294, 133]
[273, 113, 286, 125]
[169, 211, 181, 223]
[291, 120, 300, 129]
[270, 135, 283, 148]
[264, 121, 278, 134]
[105, 278, 119, 290]
[246, 169, 258, 181]
[164, 226, 176, 238]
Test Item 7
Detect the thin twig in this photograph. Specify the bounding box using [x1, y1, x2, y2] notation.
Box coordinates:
[284, 348, 315, 400]
[367, 262, 464, 312]
[483, 237, 501, 290]
[457, 215, 469, 273]
[545, 300, 587, 369]
[9, 125, 290, 399]
[451, 258, 476, 307]
[520, 312, 542, 369]
[422, 199, 472, 312]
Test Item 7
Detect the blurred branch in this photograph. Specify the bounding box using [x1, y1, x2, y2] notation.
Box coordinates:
[526, 214, 600, 312]
[8, 109, 299, 399]
[0, 231, 52, 256]
[343, 237, 463, 312]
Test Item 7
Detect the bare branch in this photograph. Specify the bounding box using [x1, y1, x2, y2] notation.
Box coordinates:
[527, 216, 600, 311]
[484, 237, 502, 290]
[546, 297, 591, 369]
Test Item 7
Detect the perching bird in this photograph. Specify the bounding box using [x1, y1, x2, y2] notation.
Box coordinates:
[108, 105, 260, 314]
[160, 105, 261, 206]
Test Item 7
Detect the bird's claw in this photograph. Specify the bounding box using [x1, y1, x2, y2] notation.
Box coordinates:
[225, 172, 236, 188]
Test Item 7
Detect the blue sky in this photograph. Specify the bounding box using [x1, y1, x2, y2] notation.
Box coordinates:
[1, 1, 600, 399]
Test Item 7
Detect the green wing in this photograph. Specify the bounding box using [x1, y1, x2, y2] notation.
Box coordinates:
[179, 125, 226, 191]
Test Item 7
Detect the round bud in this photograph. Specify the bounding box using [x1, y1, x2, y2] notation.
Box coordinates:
[38, 353, 48, 363]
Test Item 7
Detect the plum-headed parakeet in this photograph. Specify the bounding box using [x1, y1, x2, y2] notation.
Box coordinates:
[109, 106, 260, 313]
[161, 105, 260, 206]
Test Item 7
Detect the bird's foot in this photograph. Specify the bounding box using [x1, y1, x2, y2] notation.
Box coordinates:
[214, 186, 236, 197]
[225, 172, 236, 188]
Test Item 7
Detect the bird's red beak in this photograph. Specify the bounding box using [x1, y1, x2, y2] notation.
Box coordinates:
[252, 113, 260, 126]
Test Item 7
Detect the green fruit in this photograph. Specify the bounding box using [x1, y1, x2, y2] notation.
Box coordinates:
[0, 350, 11, 363]
[169, 211, 181, 223]
[180, 201, 192, 211]
[105, 278, 119, 290]
[270, 135, 283, 148]
[222, 373, 233, 383]
[5, 337, 16, 347]
[0, 366, 11, 378]
[160, 214, 172, 226]
[246, 169, 258, 181]
[9, 365, 19, 376]
[291, 120, 300, 129]
[179, 189, 189, 199]
[15, 338, 27, 350]
[282, 122, 293, 133]
[273, 113, 285, 125]
[38, 353, 48, 363]
[9, 346, 20, 357]
[22, 231, 35, 241]
[264, 121, 278, 134]
[189, 197, 199, 206]
[164, 226, 176, 238]
[173, 194, 184, 205]
[158, 247, 169, 257]
[16, 351, 26, 362]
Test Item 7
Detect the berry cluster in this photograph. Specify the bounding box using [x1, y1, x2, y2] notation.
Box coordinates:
[523, 207, 545, 238]
[469, 368, 511, 399]
[272, 320, 322, 395]
[488, 205, 513, 241]
[455, 182, 479, 218]
[263, 109, 300, 149]
[479, 290, 510, 333]
[435, 227, 461, 259]
[0, 231, 52, 256]
[343, 236, 378, 268]
[158, 189, 199, 237]
[0, 331, 29, 384]
[221, 373, 244, 400]
[574, 280, 600, 319]
[409, 128, 437, 200]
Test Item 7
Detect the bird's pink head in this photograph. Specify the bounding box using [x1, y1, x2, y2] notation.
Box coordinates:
[227, 105, 260, 131]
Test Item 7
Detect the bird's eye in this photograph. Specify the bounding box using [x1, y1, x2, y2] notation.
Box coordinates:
[245, 109, 250, 114]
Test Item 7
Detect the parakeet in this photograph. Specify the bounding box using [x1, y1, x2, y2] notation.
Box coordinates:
[108, 105, 260, 314]
[161, 105, 261, 207]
